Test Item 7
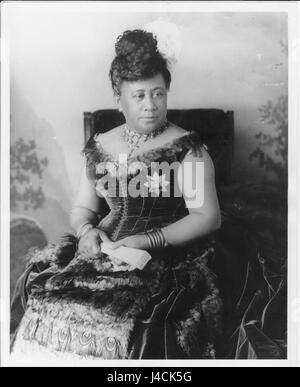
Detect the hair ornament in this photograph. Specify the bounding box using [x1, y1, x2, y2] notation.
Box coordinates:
[144, 19, 183, 69]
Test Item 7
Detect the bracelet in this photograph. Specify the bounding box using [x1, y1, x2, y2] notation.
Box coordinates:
[145, 228, 169, 249]
[76, 222, 95, 239]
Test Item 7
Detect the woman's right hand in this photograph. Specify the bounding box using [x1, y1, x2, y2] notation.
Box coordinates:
[78, 228, 111, 257]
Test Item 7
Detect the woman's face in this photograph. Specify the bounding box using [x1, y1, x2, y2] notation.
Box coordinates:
[117, 73, 168, 134]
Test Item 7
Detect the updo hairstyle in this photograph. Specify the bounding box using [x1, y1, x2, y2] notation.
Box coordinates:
[109, 29, 171, 95]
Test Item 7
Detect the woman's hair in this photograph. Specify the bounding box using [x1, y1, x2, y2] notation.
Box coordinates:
[109, 29, 171, 95]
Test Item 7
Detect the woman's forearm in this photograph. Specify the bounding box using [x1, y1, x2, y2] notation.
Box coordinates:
[70, 206, 99, 235]
[162, 212, 221, 247]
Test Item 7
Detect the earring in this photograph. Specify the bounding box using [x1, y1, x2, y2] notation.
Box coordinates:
[118, 107, 123, 112]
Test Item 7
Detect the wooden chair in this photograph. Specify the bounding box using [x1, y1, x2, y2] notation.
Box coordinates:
[83, 109, 234, 188]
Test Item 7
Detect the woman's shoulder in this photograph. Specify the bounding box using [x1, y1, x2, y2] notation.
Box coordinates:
[93, 125, 124, 146]
[165, 123, 205, 162]
[166, 122, 190, 138]
[84, 125, 125, 159]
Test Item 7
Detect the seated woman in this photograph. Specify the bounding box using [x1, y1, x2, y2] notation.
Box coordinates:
[11, 29, 222, 360]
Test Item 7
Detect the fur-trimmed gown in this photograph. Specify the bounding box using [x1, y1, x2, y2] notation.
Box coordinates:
[10, 130, 223, 360]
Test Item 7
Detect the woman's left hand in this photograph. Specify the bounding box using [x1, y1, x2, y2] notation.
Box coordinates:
[106, 234, 149, 250]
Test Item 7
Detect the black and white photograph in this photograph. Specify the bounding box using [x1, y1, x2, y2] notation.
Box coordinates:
[1, 1, 299, 367]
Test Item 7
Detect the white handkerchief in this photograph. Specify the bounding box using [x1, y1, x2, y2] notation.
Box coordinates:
[101, 242, 152, 270]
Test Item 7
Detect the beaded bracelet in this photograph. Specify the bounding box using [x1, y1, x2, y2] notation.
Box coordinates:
[145, 228, 169, 249]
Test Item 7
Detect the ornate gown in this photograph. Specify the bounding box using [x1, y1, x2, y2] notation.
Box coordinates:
[10, 130, 223, 360]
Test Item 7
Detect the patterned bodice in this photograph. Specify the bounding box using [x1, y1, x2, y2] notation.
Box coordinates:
[81, 130, 203, 242]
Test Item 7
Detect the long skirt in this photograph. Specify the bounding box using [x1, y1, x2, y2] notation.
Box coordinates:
[10, 234, 223, 360]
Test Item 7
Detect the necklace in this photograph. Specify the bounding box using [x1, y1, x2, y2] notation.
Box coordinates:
[122, 121, 168, 158]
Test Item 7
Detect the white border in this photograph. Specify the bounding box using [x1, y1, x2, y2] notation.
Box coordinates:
[1, 1, 299, 368]
[1, 0, 12, 369]
[288, 1, 300, 368]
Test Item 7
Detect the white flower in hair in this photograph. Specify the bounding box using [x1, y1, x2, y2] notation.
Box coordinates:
[144, 19, 183, 68]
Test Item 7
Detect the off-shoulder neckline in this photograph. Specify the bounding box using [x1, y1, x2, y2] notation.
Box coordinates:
[93, 130, 198, 164]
